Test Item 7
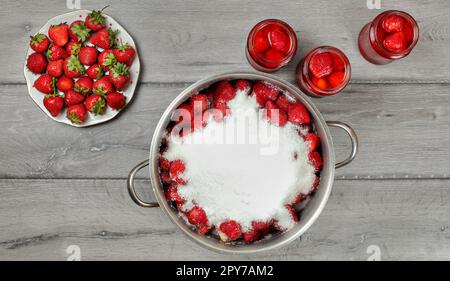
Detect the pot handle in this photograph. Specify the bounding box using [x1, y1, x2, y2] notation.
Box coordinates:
[127, 160, 159, 208]
[326, 121, 358, 169]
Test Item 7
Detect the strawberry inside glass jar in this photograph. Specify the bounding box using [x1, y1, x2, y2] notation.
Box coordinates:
[296, 46, 351, 97]
[246, 19, 297, 73]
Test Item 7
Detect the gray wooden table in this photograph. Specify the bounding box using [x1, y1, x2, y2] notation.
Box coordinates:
[1, 0, 449, 260]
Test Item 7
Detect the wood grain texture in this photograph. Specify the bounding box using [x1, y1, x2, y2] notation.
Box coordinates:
[4, 0, 450, 84]
[0, 179, 448, 260]
[1, 83, 450, 179]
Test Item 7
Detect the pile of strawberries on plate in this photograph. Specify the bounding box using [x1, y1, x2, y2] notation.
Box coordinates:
[26, 8, 136, 124]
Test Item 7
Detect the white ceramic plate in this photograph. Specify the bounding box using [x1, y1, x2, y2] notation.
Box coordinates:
[23, 10, 140, 127]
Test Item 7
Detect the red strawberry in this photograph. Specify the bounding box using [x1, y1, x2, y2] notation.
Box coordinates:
[74, 76, 93, 95]
[381, 14, 405, 33]
[64, 89, 85, 106]
[65, 41, 81, 56]
[29, 33, 50, 53]
[169, 160, 186, 185]
[288, 102, 310, 125]
[97, 49, 117, 70]
[303, 133, 320, 152]
[90, 28, 118, 49]
[67, 104, 87, 124]
[46, 59, 64, 78]
[43, 94, 64, 117]
[197, 225, 212, 235]
[114, 43, 136, 66]
[106, 92, 126, 110]
[47, 44, 68, 61]
[218, 220, 242, 242]
[308, 151, 323, 171]
[312, 76, 329, 90]
[85, 7, 108, 31]
[264, 48, 285, 62]
[165, 185, 185, 205]
[108, 63, 130, 90]
[26, 52, 47, 74]
[328, 71, 345, 88]
[186, 206, 208, 226]
[85, 94, 106, 115]
[275, 94, 291, 112]
[383, 32, 407, 53]
[253, 81, 279, 106]
[235, 79, 251, 93]
[78, 46, 98, 66]
[93, 76, 115, 95]
[33, 74, 54, 94]
[253, 31, 270, 53]
[309, 52, 333, 78]
[189, 94, 209, 113]
[161, 172, 172, 185]
[86, 64, 104, 79]
[243, 221, 272, 244]
[56, 76, 73, 92]
[159, 157, 171, 171]
[63, 55, 85, 78]
[213, 81, 236, 105]
[48, 23, 69, 47]
[265, 100, 287, 127]
[69, 20, 91, 43]
[269, 29, 289, 52]
[331, 53, 345, 70]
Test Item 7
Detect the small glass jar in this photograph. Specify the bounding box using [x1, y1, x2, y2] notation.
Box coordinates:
[296, 46, 351, 98]
[358, 10, 419, 65]
[246, 19, 298, 73]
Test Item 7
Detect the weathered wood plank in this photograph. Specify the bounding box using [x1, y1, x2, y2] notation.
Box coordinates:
[4, 0, 450, 83]
[1, 83, 450, 179]
[0, 179, 448, 260]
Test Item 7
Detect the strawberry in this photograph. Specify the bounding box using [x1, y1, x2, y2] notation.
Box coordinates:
[108, 62, 130, 90]
[331, 53, 345, 71]
[253, 31, 270, 53]
[67, 104, 87, 124]
[85, 7, 108, 31]
[189, 94, 209, 113]
[328, 71, 345, 89]
[47, 44, 68, 61]
[264, 48, 285, 62]
[269, 29, 289, 53]
[46, 59, 64, 78]
[243, 221, 272, 244]
[309, 52, 333, 78]
[65, 41, 81, 56]
[93, 76, 114, 95]
[165, 185, 185, 205]
[56, 76, 74, 92]
[97, 49, 117, 70]
[64, 89, 85, 106]
[288, 102, 310, 125]
[114, 43, 136, 66]
[33, 74, 54, 94]
[234, 79, 251, 93]
[253, 81, 279, 106]
[303, 133, 320, 152]
[186, 206, 208, 226]
[197, 225, 212, 235]
[48, 23, 69, 47]
[159, 157, 171, 171]
[218, 220, 242, 242]
[78, 46, 98, 66]
[85, 94, 106, 115]
[160, 171, 172, 185]
[381, 14, 405, 33]
[26, 52, 47, 74]
[275, 94, 291, 112]
[90, 28, 118, 50]
[308, 151, 323, 172]
[383, 31, 407, 53]
[286, 205, 299, 222]
[63, 55, 85, 78]
[264, 100, 287, 127]
[311, 76, 329, 90]
[30, 33, 50, 53]
[86, 64, 104, 79]
[169, 160, 186, 185]
[213, 81, 236, 105]
[43, 94, 64, 117]
[69, 20, 91, 43]
[106, 92, 126, 110]
[74, 76, 93, 95]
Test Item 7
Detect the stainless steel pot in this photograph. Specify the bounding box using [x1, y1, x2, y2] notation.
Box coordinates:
[127, 72, 358, 254]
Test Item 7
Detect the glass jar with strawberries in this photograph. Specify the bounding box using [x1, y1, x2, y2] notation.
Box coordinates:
[358, 10, 419, 65]
[295, 46, 351, 97]
[246, 19, 298, 73]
